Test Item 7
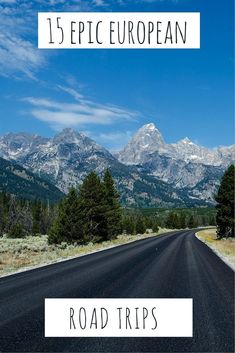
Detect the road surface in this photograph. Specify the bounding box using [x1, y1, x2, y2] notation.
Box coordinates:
[0, 230, 234, 352]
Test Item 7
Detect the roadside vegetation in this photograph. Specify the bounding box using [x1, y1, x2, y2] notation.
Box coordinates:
[0, 165, 233, 276]
[197, 229, 235, 270]
[0, 228, 171, 276]
[215, 165, 234, 239]
[197, 165, 234, 269]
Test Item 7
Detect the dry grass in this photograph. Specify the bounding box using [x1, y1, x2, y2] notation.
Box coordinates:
[0, 228, 172, 277]
[197, 229, 235, 269]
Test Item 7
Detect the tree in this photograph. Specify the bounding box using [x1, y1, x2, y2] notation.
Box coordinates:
[179, 212, 186, 229]
[209, 215, 216, 226]
[152, 219, 159, 233]
[166, 212, 179, 229]
[103, 169, 122, 239]
[188, 214, 196, 229]
[8, 224, 24, 238]
[78, 172, 108, 242]
[122, 216, 135, 235]
[48, 188, 82, 244]
[32, 201, 42, 235]
[215, 165, 234, 238]
[135, 217, 146, 234]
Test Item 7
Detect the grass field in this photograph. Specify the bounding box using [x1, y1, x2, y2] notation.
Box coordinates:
[197, 229, 235, 270]
[0, 228, 172, 277]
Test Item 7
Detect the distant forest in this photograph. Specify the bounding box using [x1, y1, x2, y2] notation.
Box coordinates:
[0, 166, 233, 243]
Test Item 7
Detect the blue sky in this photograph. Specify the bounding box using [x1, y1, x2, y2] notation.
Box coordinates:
[0, 0, 234, 150]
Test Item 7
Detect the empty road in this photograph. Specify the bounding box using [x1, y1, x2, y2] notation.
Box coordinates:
[0, 230, 234, 352]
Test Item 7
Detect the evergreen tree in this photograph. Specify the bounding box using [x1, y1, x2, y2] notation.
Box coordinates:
[215, 165, 234, 238]
[103, 169, 122, 239]
[188, 214, 196, 229]
[135, 217, 146, 234]
[152, 219, 159, 233]
[179, 212, 186, 229]
[8, 223, 24, 238]
[48, 188, 82, 244]
[122, 216, 135, 235]
[145, 217, 153, 229]
[78, 172, 108, 242]
[32, 201, 42, 235]
[166, 212, 179, 229]
[209, 215, 216, 226]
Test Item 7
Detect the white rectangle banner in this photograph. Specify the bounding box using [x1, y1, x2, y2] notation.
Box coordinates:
[38, 12, 200, 49]
[45, 298, 193, 337]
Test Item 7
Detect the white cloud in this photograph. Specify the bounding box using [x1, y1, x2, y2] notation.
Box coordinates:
[57, 85, 84, 101]
[0, 0, 178, 79]
[23, 93, 138, 130]
[0, 0, 17, 3]
[0, 33, 45, 79]
[92, 0, 107, 6]
[0, 0, 105, 79]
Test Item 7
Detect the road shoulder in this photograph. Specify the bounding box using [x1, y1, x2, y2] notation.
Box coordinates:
[196, 229, 235, 271]
[0, 228, 174, 278]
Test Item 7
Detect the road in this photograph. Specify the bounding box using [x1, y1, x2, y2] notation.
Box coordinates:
[0, 230, 234, 352]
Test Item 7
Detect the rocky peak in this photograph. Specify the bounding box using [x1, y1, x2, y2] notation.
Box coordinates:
[136, 123, 164, 143]
[126, 123, 165, 150]
[117, 123, 166, 165]
[178, 137, 194, 145]
[53, 128, 85, 144]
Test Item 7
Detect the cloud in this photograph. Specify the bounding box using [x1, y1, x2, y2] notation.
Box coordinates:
[92, 0, 107, 6]
[0, 0, 17, 3]
[0, 0, 179, 79]
[0, 1, 43, 79]
[57, 85, 84, 101]
[23, 93, 138, 130]
[0, 0, 108, 79]
[0, 33, 45, 79]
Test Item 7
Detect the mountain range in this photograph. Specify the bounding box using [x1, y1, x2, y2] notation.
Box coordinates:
[0, 124, 234, 207]
[0, 157, 64, 203]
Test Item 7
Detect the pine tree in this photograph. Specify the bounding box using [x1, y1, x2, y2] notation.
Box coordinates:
[78, 172, 108, 242]
[166, 212, 179, 229]
[135, 217, 146, 234]
[8, 223, 24, 238]
[179, 212, 186, 229]
[188, 214, 196, 229]
[215, 165, 234, 238]
[48, 188, 82, 244]
[122, 216, 135, 235]
[152, 219, 159, 233]
[103, 169, 121, 239]
[32, 201, 42, 235]
[209, 215, 216, 226]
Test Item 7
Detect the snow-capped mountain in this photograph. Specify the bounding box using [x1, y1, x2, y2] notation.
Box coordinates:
[117, 123, 167, 165]
[0, 125, 233, 206]
[0, 128, 118, 192]
[0, 128, 200, 207]
[116, 123, 234, 203]
[117, 123, 235, 167]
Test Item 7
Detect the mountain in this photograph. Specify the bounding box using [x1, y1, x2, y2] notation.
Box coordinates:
[117, 123, 235, 167]
[117, 123, 166, 165]
[117, 123, 234, 204]
[0, 126, 233, 206]
[0, 157, 64, 203]
[0, 129, 211, 207]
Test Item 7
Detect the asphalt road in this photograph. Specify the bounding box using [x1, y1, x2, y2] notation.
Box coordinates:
[0, 230, 234, 352]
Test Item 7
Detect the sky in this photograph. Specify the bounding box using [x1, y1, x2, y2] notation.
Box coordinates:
[0, 0, 234, 151]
